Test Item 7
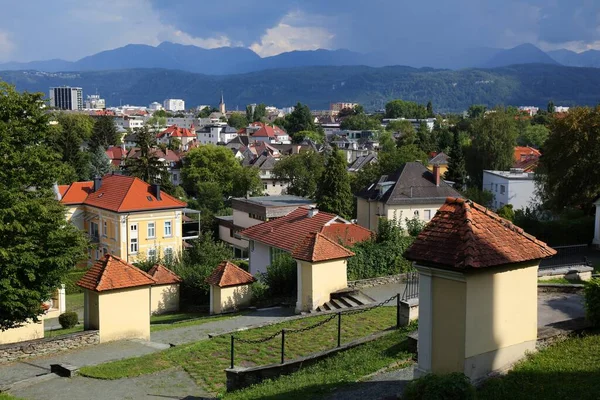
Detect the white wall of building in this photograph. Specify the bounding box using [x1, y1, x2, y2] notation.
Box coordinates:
[249, 240, 271, 276]
[163, 99, 185, 112]
[482, 170, 537, 211]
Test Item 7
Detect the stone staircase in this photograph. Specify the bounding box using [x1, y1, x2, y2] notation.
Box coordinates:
[312, 288, 376, 313]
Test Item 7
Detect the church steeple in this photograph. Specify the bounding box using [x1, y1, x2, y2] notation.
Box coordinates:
[219, 91, 226, 114]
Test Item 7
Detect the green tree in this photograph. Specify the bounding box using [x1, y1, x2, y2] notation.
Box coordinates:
[547, 100, 555, 114]
[378, 131, 396, 153]
[227, 113, 248, 130]
[497, 204, 515, 221]
[386, 119, 415, 134]
[89, 145, 111, 177]
[50, 113, 94, 180]
[0, 83, 87, 329]
[385, 99, 428, 119]
[467, 104, 487, 119]
[467, 108, 518, 187]
[125, 126, 171, 188]
[537, 106, 600, 211]
[285, 102, 315, 135]
[294, 130, 325, 144]
[90, 115, 119, 149]
[518, 124, 549, 148]
[426, 101, 434, 117]
[273, 152, 325, 198]
[462, 187, 494, 208]
[379, 145, 428, 176]
[197, 107, 216, 118]
[167, 137, 182, 151]
[445, 131, 467, 189]
[416, 122, 435, 153]
[340, 113, 381, 130]
[253, 103, 267, 121]
[316, 147, 353, 219]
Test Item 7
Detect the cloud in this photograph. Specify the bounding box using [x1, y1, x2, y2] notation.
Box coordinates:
[250, 12, 334, 56]
[0, 31, 15, 62]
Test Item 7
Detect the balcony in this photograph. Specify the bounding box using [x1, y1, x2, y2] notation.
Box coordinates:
[182, 208, 201, 240]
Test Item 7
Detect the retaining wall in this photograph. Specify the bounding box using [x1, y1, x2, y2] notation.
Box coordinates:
[0, 331, 99, 364]
[348, 273, 408, 289]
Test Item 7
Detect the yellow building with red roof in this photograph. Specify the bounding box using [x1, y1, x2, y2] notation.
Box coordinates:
[58, 174, 199, 264]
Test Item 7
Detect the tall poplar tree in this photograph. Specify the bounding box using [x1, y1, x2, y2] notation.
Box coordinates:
[316, 147, 353, 219]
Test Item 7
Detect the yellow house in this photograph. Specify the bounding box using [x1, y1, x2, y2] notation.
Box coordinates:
[78, 254, 156, 343]
[206, 261, 256, 314]
[355, 162, 461, 232]
[148, 264, 182, 315]
[404, 197, 556, 381]
[58, 174, 198, 264]
[427, 152, 449, 177]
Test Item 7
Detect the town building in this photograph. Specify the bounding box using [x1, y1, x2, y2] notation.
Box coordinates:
[427, 152, 449, 177]
[49, 86, 83, 110]
[382, 118, 436, 132]
[84, 94, 106, 110]
[330, 102, 359, 114]
[348, 153, 378, 173]
[216, 196, 314, 259]
[57, 174, 199, 264]
[148, 102, 163, 111]
[241, 207, 373, 275]
[482, 169, 537, 210]
[163, 99, 185, 112]
[355, 162, 462, 231]
[513, 146, 541, 172]
[156, 125, 197, 150]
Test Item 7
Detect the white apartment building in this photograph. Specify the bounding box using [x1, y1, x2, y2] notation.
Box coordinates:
[49, 87, 83, 110]
[149, 102, 163, 111]
[84, 95, 106, 110]
[115, 116, 145, 131]
[482, 169, 537, 211]
[163, 99, 185, 112]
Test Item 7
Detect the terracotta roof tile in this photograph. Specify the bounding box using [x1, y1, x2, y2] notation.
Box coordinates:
[205, 261, 256, 288]
[404, 197, 556, 270]
[148, 264, 182, 285]
[77, 254, 156, 292]
[240, 208, 372, 252]
[292, 232, 355, 262]
[60, 174, 186, 213]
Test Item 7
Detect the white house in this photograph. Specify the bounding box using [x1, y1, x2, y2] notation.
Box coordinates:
[163, 99, 185, 112]
[482, 169, 537, 211]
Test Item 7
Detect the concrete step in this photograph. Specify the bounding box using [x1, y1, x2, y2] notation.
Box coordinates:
[0, 372, 58, 393]
[328, 298, 345, 310]
[348, 292, 376, 306]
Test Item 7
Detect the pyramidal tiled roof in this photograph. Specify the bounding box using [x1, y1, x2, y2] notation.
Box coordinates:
[404, 197, 556, 270]
[205, 261, 256, 288]
[148, 264, 182, 285]
[77, 255, 156, 292]
[292, 232, 355, 262]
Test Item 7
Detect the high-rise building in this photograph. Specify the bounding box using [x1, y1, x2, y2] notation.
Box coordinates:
[84, 94, 106, 110]
[49, 87, 83, 110]
[163, 99, 185, 112]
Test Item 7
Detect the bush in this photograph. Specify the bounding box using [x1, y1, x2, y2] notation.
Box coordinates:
[58, 311, 79, 329]
[514, 208, 594, 246]
[261, 254, 297, 297]
[63, 270, 87, 294]
[402, 373, 476, 400]
[250, 281, 269, 306]
[585, 279, 600, 326]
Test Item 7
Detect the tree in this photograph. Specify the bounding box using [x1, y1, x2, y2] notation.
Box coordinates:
[273, 152, 325, 198]
[385, 99, 428, 119]
[285, 102, 315, 135]
[294, 130, 325, 144]
[253, 103, 267, 121]
[547, 100, 555, 114]
[90, 115, 119, 149]
[518, 124, 549, 148]
[340, 113, 381, 130]
[416, 122, 435, 154]
[379, 144, 428, 176]
[0, 83, 87, 330]
[462, 187, 494, 208]
[197, 107, 217, 118]
[227, 113, 248, 130]
[316, 147, 353, 219]
[167, 137, 182, 151]
[537, 106, 600, 211]
[467, 105, 487, 119]
[50, 113, 94, 181]
[466, 108, 518, 187]
[445, 131, 467, 189]
[125, 126, 171, 188]
[426, 101, 434, 118]
[89, 146, 111, 177]
[496, 204, 515, 221]
[386, 119, 415, 134]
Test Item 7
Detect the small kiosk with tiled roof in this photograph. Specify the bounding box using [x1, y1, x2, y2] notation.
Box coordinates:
[292, 232, 355, 313]
[148, 264, 182, 315]
[405, 197, 556, 381]
[77, 254, 156, 343]
[206, 261, 256, 314]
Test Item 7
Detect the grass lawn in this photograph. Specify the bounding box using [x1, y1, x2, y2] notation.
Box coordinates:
[66, 293, 84, 313]
[150, 311, 243, 332]
[478, 331, 600, 400]
[538, 278, 573, 285]
[44, 324, 84, 338]
[0, 395, 23, 400]
[80, 306, 403, 395]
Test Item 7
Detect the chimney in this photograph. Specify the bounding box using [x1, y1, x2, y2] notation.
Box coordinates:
[93, 176, 102, 192]
[308, 206, 318, 218]
[433, 165, 440, 186]
[151, 183, 161, 200]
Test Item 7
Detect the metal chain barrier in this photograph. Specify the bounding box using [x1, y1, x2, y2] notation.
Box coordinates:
[285, 312, 337, 334]
[344, 293, 399, 316]
[235, 330, 282, 344]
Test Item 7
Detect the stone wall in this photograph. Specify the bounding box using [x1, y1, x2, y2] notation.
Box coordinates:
[0, 331, 99, 364]
[348, 273, 408, 289]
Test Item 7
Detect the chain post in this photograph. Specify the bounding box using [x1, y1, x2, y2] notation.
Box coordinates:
[396, 293, 401, 329]
[230, 335, 234, 369]
[281, 329, 286, 364]
[337, 312, 342, 347]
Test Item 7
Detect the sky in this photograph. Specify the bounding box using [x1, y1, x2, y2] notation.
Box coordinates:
[1, 0, 599, 63]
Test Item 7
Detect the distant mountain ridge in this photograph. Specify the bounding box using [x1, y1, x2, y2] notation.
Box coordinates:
[2, 63, 599, 112]
[3, 41, 600, 74]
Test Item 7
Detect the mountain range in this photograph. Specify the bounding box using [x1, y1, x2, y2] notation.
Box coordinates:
[3, 42, 600, 75]
[2, 63, 600, 112]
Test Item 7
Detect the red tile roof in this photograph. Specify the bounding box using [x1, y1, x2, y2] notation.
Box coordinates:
[404, 197, 556, 270]
[77, 254, 156, 292]
[148, 264, 182, 285]
[240, 207, 372, 252]
[514, 146, 541, 162]
[205, 261, 256, 288]
[292, 232, 355, 262]
[157, 125, 195, 139]
[60, 174, 186, 213]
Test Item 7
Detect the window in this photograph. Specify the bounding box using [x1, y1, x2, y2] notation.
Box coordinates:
[413, 210, 420, 218]
[250, 240, 255, 252]
[164, 221, 172, 237]
[103, 247, 108, 256]
[148, 248, 157, 260]
[424, 210, 432, 221]
[270, 247, 286, 264]
[495, 184, 498, 192]
[102, 221, 107, 237]
[148, 222, 155, 238]
[173, 173, 178, 182]
[130, 224, 137, 232]
[263, 183, 267, 190]
[500, 185, 506, 194]
[164, 247, 173, 262]
[230, 228, 234, 238]
[130, 238, 138, 253]
[90, 222, 99, 239]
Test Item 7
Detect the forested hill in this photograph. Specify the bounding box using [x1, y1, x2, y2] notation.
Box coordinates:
[2, 63, 599, 112]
